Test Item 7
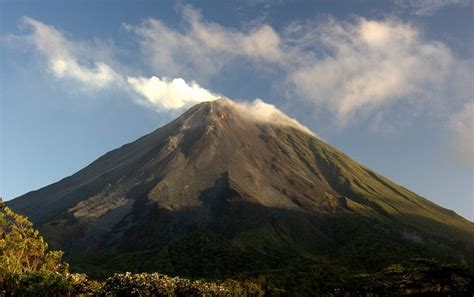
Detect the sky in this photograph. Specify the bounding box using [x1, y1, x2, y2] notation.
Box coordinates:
[0, 0, 473, 220]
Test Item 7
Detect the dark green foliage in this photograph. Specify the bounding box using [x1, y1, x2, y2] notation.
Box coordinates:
[222, 260, 474, 296]
[71, 229, 287, 279]
[147, 231, 280, 278]
[2, 271, 72, 296]
[1, 271, 102, 296]
[350, 260, 474, 295]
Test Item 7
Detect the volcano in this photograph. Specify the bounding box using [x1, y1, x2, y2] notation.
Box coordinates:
[8, 98, 474, 280]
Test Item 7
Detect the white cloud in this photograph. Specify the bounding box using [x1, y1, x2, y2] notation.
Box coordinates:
[50, 59, 117, 88]
[7, 17, 119, 88]
[127, 76, 219, 110]
[286, 18, 468, 124]
[124, 5, 285, 79]
[450, 102, 474, 165]
[228, 99, 315, 136]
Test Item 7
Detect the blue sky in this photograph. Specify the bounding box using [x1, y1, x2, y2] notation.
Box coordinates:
[1, 0, 473, 220]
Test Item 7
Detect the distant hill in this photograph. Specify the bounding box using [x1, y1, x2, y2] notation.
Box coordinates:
[8, 98, 474, 283]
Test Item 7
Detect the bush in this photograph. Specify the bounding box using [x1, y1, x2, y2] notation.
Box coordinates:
[0, 200, 68, 276]
[0, 270, 102, 296]
[0, 199, 104, 296]
[102, 272, 230, 296]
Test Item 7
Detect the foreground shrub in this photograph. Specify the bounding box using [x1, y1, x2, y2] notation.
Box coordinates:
[1, 271, 102, 296]
[3, 271, 72, 296]
[102, 272, 230, 297]
[0, 200, 103, 296]
[0, 200, 68, 276]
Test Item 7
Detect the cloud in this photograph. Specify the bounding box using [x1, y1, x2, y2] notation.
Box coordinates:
[228, 99, 315, 136]
[5, 11, 471, 137]
[123, 5, 285, 79]
[125, 7, 470, 127]
[449, 102, 474, 165]
[395, 0, 471, 15]
[126, 77, 315, 135]
[286, 18, 469, 124]
[127, 76, 219, 110]
[6, 17, 119, 88]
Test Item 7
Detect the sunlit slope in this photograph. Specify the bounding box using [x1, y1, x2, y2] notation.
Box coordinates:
[288, 128, 472, 250]
[276, 127, 473, 234]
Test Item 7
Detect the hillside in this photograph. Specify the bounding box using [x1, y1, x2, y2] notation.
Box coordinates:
[8, 98, 474, 281]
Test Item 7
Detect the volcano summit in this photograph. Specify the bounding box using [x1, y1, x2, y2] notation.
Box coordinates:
[8, 98, 474, 285]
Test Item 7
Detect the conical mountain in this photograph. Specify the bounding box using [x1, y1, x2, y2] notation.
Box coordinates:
[8, 98, 474, 278]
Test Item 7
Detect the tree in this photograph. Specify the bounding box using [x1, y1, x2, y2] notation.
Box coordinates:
[0, 198, 68, 276]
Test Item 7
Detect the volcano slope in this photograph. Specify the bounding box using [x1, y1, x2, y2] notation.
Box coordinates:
[8, 99, 474, 285]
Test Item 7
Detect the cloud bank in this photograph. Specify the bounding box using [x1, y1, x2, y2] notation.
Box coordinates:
[6, 17, 220, 110]
[123, 5, 285, 79]
[286, 18, 468, 122]
[5, 9, 472, 162]
[125, 7, 470, 125]
[5, 16, 314, 134]
[10, 11, 470, 123]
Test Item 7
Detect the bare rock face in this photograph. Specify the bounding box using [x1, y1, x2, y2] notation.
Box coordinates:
[8, 98, 474, 276]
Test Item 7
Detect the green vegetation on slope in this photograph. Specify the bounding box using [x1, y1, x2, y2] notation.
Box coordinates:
[1, 199, 473, 296]
[0, 200, 236, 296]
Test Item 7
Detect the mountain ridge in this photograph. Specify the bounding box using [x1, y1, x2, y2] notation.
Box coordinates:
[7, 98, 474, 277]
